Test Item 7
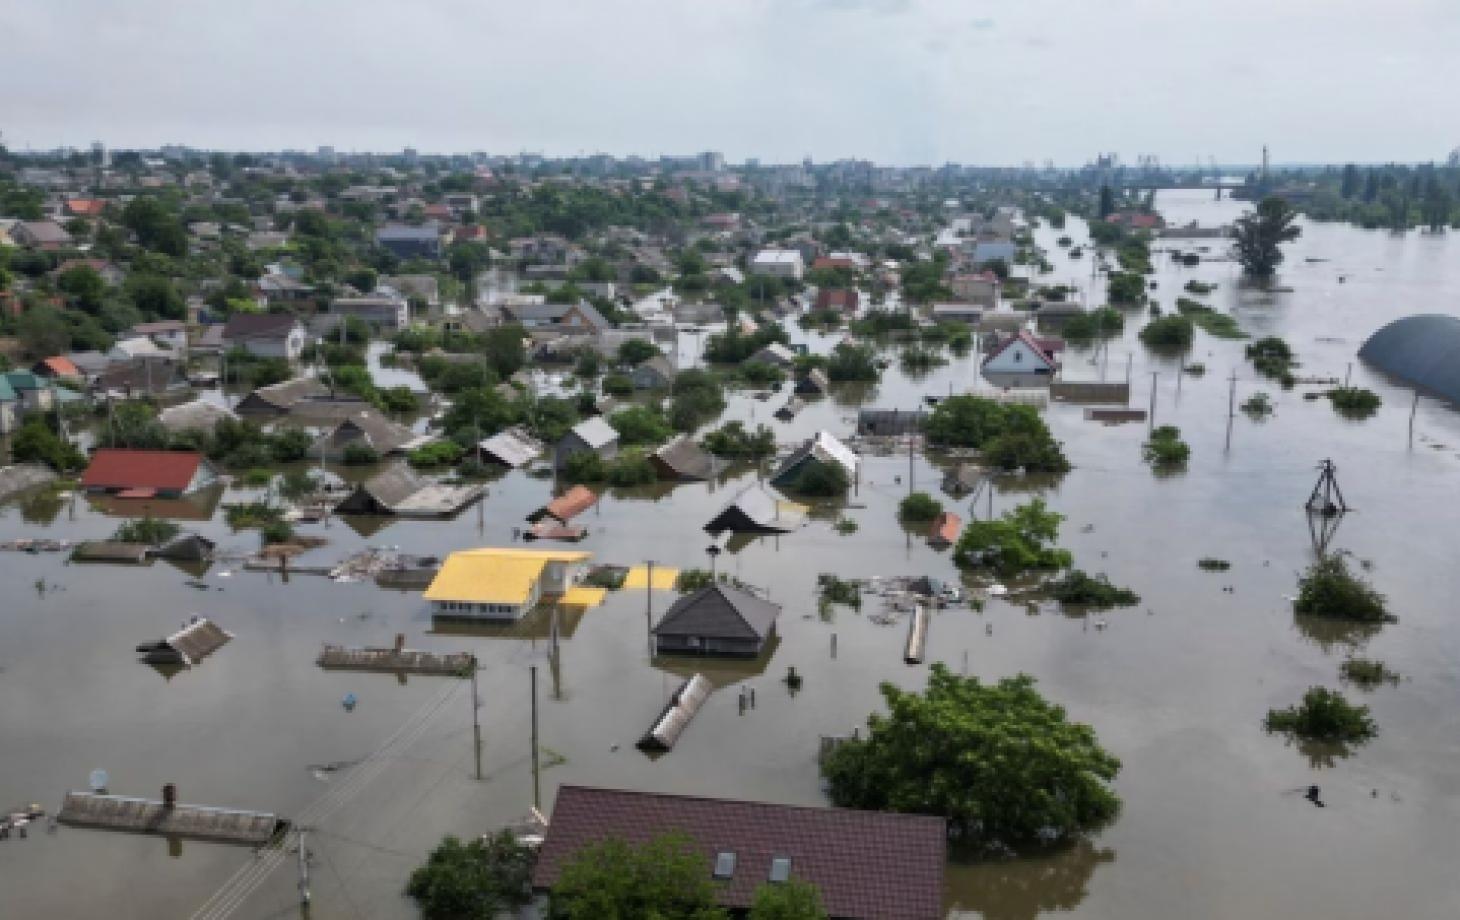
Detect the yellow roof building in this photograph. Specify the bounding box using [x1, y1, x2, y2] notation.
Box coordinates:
[424, 547, 593, 606]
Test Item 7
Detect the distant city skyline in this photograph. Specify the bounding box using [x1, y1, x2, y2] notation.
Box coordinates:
[4, 0, 1457, 167]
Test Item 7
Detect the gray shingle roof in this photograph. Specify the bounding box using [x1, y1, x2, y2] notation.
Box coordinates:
[653, 582, 780, 641]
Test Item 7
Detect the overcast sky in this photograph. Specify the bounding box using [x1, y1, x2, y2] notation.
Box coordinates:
[5, 0, 1458, 166]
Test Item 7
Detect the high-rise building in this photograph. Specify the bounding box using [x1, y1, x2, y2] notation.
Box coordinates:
[698, 151, 725, 172]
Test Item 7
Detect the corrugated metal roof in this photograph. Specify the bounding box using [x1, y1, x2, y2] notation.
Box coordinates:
[477, 427, 543, 467]
[541, 485, 598, 522]
[638, 673, 713, 750]
[81, 449, 205, 493]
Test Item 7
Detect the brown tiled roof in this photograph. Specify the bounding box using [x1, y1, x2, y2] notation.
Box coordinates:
[532, 785, 946, 920]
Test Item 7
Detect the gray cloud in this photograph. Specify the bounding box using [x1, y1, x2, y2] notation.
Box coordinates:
[1, 0, 1456, 166]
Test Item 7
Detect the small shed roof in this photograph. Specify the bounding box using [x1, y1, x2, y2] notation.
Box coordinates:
[477, 426, 544, 467]
[566, 416, 619, 450]
[651, 434, 719, 481]
[539, 485, 598, 523]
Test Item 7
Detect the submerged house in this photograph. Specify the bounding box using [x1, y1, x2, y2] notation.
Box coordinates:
[531, 786, 947, 920]
[555, 416, 620, 471]
[234, 376, 330, 417]
[704, 483, 808, 536]
[334, 464, 482, 517]
[653, 583, 780, 657]
[649, 434, 720, 482]
[768, 431, 858, 492]
[629, 355, 676, 390]
[80, 449, 219, 498]
[424, 547, 592, 620]
[794, 367, 830, 397]
[982, 329, 1059, 376]
[748, 342, 797, 369]
[309, 410, 431, 461]
[475, 426, 544, 468]
[856, 408, 923, 437]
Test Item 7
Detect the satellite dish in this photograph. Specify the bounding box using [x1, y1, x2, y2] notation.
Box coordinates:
[89, 769, 109, 792]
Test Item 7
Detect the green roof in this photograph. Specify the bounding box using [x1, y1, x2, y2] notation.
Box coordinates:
[3, 371, 45, 391]
[0, 377, 16, 402]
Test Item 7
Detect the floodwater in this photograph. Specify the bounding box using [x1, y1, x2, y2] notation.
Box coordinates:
[3, 189, 1460, 919]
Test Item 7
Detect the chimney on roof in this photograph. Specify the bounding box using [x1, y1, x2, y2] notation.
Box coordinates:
[162, 783, 177, 808]
[394, 633, 406, 653]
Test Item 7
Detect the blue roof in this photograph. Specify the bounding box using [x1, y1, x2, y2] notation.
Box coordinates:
[376, 222, 440, 242]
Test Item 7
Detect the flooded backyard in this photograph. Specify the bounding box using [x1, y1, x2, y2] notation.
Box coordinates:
[3, 190, 1460, 919]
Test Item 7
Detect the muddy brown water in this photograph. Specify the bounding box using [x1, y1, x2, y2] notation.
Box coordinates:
[3, 190, 1460, 919]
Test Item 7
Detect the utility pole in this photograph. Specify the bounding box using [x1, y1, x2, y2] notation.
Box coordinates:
[1409, 390, 1420, 446]
[645, 560, 655, 659]
[530, 665, 540, 810]
[1148, 371, 1159, 432]
[1225, 370, 1237, 451]
[469, 655, 482, 781]
[297, 828, 312, 906]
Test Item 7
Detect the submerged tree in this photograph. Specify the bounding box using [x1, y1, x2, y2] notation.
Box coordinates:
[1232, 196, 1302, 278]
[822, 664, 1121, 848]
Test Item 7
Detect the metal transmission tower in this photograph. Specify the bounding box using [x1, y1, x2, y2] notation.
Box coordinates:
[1305, 459, 1349, 516]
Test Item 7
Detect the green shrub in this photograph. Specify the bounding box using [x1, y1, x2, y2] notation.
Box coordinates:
[1047, 570, 1140, 608]
[260, 520, 294, 544]
[1241, 392, 1273, 418]
[605, 452, 656, 486]
[1264, 687, 1376, 743]
[609, 405, 673, 446]
[1247, 336, 1295, 381]
[898, 491, 943, 521]
[1107, 271, 1146, 304]
[409, 440, 465, 468]
[1139, 315, 1195, 349]
[342, 443, 381, 465]
[791, 461, 850, 497]
[1061, 308, 1124, 341]
[1327, 386, 1381, 418]
[1142, 426, 1190, 470]
[241, 468, 273, 488]
[561, 450, 606, 483]
[112, 516, 180, 545]
[601, 373, 633, 397]
[1339, 658, 1401, 690]
[1294, 555, 1391, 623]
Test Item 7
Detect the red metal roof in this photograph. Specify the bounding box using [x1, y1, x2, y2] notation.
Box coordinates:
[815, 288, 859, 312]
[81, 449, 205, 493]
[533, 785, 946, 920]
[38, 356, 81, 377]
[929, 511, 961, 546]
[984, 329, 1058, 369]
[543, 485, 597, 522]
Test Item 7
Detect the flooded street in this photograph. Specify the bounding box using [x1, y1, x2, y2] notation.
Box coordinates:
[3, 191, 1460, 919]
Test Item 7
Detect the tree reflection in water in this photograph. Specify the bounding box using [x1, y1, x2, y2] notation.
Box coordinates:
[945, 838, 1116, 920]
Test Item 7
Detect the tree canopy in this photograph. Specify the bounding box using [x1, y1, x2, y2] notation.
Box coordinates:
[822, 664, 1121, 849]
[406, 832, 535, 920]
[1233, 196, 1302, 278]
[549, 833, 729, 920]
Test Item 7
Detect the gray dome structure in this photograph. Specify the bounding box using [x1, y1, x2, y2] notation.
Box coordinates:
[1358, 314, 1460, 404]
